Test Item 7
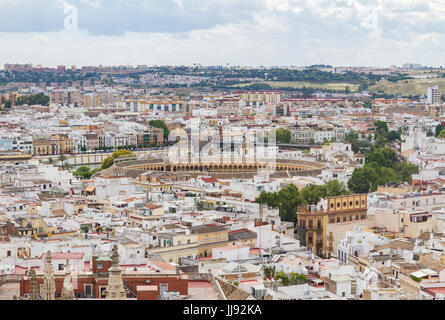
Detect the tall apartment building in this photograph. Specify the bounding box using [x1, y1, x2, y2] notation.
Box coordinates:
[117, 99, 185, 113]
[238, 91, 281, 105]
[427, 86, 441, 105]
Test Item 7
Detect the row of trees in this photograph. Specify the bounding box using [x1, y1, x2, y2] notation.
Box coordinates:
[255, 180, 349, 222]
[2, 70, 101, 86]
[15, 93, 50, 106]
[92, 140, 176, 152]
[101, 149, 136, 170]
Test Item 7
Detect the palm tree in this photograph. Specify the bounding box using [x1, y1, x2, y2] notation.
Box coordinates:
[58, 153, 72, 171]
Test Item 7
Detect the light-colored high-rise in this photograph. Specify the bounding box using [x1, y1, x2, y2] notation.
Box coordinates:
[427, 86, 441, 105]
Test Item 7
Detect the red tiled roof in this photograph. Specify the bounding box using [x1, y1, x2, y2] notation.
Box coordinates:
[424, 287, 445, 297]
[200, 177, 219, 183]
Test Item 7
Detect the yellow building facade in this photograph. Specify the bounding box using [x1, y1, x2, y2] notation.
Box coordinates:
[297, 194, 368, 258]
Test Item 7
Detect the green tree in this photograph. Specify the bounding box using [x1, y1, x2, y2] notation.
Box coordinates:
[427, 128, 434, 137]
[365, 146, 397, 168]
[344, 130, 360, 153]
[256, 184, 300, 222]
[275, 271, 290, 286]
[374, 120, 388, 134]
[300, 184, 326, 205]
[101, 149, 135, 170]
[73, 166, 96, 179]
[326, 180, 349, 197]
[436, 124, 444, 137]
[387, 130, 401, 142]
[15, 93, 50, 106]
[275, 128, 292, 144]
[4, 100, 11, 109]
[255, 181, 349, 222]
[348, 153, 418, 194]
[348, 167, 372, 193]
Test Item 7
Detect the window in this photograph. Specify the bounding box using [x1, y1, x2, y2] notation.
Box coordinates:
[7, 251, 11, 257]
[100, 287, 107, 298]
[160, 284, 168, 295]
[58, 264, 64, 271]
[97, 262, 103, 269]
[84, 285, 92, 298]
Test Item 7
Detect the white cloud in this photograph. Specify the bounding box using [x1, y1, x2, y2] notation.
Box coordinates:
[2, 0, 445, 67]
[34, 35, 52, 46]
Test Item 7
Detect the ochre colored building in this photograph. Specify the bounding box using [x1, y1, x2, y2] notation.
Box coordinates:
[191, 224, 229, 258]
[297, 194, 368, 258]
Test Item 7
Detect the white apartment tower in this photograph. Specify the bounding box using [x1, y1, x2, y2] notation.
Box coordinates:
[427, 86, 441, 105]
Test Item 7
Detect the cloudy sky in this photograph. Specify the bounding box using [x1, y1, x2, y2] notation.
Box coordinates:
[1, 0, 445, 67]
